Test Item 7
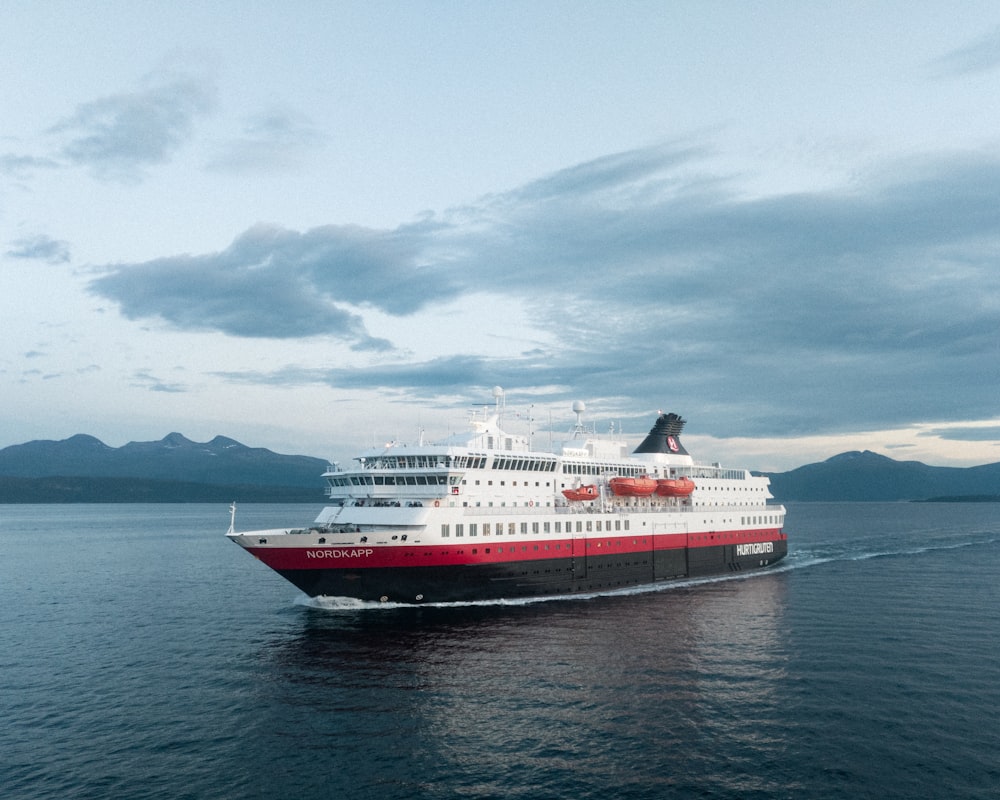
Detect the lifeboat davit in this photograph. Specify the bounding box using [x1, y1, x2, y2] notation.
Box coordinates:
[562, 484, 598, 501]
[608, 476, 657, 497]
[656, 477, 695, 497]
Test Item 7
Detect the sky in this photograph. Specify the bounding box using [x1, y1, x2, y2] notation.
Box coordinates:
[3, 1, 1000, 472]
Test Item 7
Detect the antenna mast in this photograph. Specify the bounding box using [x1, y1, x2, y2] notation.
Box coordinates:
[492, 385, 505, 426]
[571, 400, 587, 438]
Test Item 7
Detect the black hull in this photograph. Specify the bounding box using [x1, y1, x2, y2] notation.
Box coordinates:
[276, 540, 788, 604]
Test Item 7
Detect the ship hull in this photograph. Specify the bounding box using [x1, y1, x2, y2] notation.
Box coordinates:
[243, 536, 788, 604]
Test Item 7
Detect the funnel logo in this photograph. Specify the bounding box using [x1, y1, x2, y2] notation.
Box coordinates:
[667, 436, 679, 452]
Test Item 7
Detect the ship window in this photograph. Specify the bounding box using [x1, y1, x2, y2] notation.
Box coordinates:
[576, 522, 583, 533]
[508, 522, 516, 536]
[533, 522, 540, 534]
[469, 524, 477, 537]
[555, 522, 562, 533]
[586, 521, 593, 532]
[596, 520, 602, 532]
[441, 524, 450, 537]
[624, 521, 630, 531]
[615, 520, 621, 531]
[455, 524, 464, 537]
[543, 522, 550, 533]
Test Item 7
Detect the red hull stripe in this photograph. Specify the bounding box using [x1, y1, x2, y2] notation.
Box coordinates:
[248, 529, 787, 571]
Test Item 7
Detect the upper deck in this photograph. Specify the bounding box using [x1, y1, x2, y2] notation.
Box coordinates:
[320, 407, 770, 511]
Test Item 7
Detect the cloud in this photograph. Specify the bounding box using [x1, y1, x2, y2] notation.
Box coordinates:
[130, 370, 188, 393]
[88, 222, 417, 348]
[6, 234, 71, 264]
[0, 153, 61, 179]
[927, 25, 1000, 78]
[2, 66, 325, 184]
[206, 106, 327, 172]
[89, 143, 1000, 437]
[48, 70, 215, 181]
[214, 354, 556, 394]
[925, 426, 1000, 443]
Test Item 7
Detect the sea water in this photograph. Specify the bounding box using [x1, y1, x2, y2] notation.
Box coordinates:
[1, 502, 998, 799]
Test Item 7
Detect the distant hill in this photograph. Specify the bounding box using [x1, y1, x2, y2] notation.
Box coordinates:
[2, 435, 998, 503]
[761, 450, 1000, 501]
[0, 433, 330, 503]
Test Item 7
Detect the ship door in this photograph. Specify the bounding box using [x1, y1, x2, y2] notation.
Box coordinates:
[571, 530, 587, 578]
[652, 522, 688, 580]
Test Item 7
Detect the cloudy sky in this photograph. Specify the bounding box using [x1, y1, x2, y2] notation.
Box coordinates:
[3, 2, 1000, 471]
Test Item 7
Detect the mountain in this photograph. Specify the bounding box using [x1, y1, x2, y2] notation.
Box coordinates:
[761, 450, 1000, 501]
[3, 435, 998, 503]
[0, 433, 330, 503]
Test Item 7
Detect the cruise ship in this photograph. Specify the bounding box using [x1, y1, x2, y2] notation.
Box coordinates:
[227, 391, 788, 603]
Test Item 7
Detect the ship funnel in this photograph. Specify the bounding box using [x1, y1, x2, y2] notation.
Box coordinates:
[633, 412, 689, 456]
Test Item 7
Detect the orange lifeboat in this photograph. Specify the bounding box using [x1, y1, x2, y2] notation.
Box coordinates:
[608, 476, 657, 497]
[656, 477, 695, 497]
[562, 484, 598, 501]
